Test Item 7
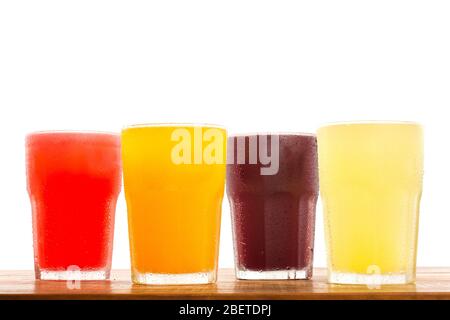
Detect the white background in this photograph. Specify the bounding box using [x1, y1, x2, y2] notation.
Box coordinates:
[0, 1, 449, 270]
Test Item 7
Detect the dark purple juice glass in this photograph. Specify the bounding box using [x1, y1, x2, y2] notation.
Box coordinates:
[227, 134, 318, 280]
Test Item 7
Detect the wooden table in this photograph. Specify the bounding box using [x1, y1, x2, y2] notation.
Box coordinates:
[0, 268, 450, 300]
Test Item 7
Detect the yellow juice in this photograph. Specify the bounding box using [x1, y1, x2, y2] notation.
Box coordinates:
[121, 125, 226, 284]
[317, 122, 423, 284]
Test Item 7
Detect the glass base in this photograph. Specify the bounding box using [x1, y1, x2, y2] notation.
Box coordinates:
[236, 269, 311, 280]
[328, 271, 413, 285]
[132, 270, 216, 285]
[37, 269, 109, 281]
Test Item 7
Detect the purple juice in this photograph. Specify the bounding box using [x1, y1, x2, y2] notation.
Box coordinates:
[226, 134, 318, 280]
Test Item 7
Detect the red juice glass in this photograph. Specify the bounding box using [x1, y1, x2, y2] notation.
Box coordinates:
[26, 131, 122, 280]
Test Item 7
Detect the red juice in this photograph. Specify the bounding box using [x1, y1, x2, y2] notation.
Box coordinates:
[227, 134, 318, 280]
[26, 132, 121, 280]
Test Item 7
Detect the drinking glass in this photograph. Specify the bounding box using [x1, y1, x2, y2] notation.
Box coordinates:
[227, 133, 319, 280]
[121, 124, 226, 285]
[317, 122, 423, 285]
[26, 131, 122, 280]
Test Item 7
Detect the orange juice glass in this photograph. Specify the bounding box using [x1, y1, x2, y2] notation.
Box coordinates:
[121, 124, 226, 285]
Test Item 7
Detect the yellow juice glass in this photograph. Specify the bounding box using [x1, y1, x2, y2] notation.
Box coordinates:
[317, 122, 423, 285]
[121, 124, 226, 285]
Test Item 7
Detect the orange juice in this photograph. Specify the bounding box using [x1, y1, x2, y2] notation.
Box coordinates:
[121, 124, 226, 285]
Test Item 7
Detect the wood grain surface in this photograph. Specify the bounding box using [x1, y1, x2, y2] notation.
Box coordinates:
[0, 268, 450, 300]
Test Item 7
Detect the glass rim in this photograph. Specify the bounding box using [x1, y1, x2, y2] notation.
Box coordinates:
[229, 132, 316, 138]
[318, 120, 422, 129]
[122, 123, 226, 130]
[26, 130, 120, 138]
